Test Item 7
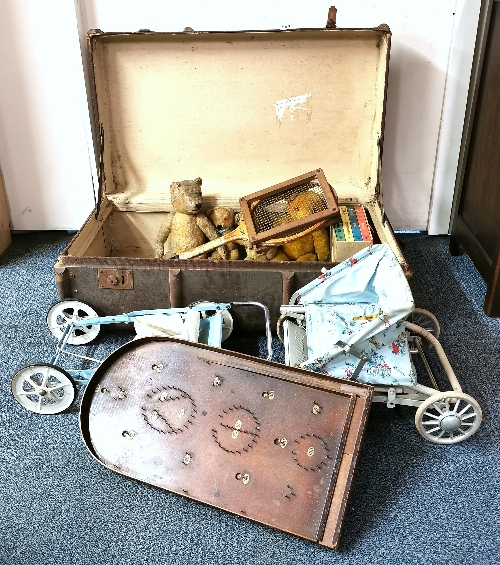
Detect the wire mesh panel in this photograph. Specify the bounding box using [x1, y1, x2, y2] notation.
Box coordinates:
[240, 169, 340, 245]
[251, 180, 327, 233]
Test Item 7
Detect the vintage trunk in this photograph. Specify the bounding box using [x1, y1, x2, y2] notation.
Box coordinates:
[55, 10, 408, 331]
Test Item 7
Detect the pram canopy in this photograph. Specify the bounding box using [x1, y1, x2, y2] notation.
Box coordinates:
[290, 244, 415, 386]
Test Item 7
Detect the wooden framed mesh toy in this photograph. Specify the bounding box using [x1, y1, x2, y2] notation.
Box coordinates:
[239, 169, 340, 246]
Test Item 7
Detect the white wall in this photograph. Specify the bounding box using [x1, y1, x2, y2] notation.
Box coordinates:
[428, 0, 481, 234]
[0, 0, 481, 232]
[0, 0, 96, 231]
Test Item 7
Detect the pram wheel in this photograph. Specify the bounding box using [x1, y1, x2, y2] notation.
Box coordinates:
[46, 299, 100, 345]
[11, 364, 75, 414]
[188, 301, 233, 341]
[405, 308, 440, 351]
[415, 391, 482, 444]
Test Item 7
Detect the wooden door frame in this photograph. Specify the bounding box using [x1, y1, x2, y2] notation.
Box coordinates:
[450, 0, 495, 230]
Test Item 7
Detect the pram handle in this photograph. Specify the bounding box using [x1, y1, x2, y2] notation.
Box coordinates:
[405, 322, 461, 393]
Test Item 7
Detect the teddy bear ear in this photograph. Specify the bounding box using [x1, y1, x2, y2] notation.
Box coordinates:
[170, 181, 180, 190]
[194, 177, 202, 186]
[206, 208, 214, 216]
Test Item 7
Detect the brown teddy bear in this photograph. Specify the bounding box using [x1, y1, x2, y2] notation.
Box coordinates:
[280, 191, 330, 261]
[155, 178, 227, 259]
[205, 207, 240, 260]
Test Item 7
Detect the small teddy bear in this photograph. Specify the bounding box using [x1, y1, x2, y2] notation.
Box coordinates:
[205, 207, 240, 260]
[155, 177, 227, 259]
[280, 191, 330, 261]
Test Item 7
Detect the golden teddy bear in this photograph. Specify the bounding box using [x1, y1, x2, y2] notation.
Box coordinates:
[279, 191, 330, 261]
[155, 178, 228, 259]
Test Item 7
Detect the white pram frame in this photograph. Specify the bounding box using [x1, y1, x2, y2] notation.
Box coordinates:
[278, 247, 482, 446]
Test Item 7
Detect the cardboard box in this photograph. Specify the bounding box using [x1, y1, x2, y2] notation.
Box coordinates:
[331, 205, 373, 262]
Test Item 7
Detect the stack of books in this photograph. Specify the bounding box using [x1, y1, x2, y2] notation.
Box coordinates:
[331, 205, 373, 262]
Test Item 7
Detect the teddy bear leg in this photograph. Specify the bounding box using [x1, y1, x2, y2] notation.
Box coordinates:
[209, 249, 223, 260]
[312, 228, 330, 262]
[226, 242, 240, 260]
[296, 253, 318, 262]
[271, 249, 290, 261]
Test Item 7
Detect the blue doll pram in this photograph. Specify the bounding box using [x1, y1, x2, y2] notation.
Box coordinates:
[11, 301, 272, 416]
[278, 244, 482, 445]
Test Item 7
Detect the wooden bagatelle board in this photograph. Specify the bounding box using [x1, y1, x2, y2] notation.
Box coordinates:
[80, 337, 373, 549]
[55, 10, 408, 330]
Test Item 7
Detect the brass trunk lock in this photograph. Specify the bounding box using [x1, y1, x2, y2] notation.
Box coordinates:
[98, 269, 134, 289]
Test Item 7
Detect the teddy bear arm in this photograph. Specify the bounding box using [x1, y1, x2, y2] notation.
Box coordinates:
[155, 214, 174, 258]
[196, 214, 228, 260]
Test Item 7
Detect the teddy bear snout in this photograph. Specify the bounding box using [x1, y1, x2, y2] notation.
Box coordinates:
[196, 203, 202, 209]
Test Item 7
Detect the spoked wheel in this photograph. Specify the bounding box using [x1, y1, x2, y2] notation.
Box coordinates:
[46, 299, 100, 345]
[11, 364, 75, 414]
[189, 301, 233, 342]
[415, 391, 482, 444]
[405, 308, 440, 351]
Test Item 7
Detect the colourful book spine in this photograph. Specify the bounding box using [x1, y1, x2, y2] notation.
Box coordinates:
[354, 206, 372, 242]
[339, 206, 354, 241]
[334, 223, 346, 241]
[346, 206, 363, 241]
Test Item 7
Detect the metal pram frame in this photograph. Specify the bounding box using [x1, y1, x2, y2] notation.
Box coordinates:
[11, 300, 273, 415]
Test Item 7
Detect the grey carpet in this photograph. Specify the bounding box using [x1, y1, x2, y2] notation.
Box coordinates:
[0, 232, 499, 565]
